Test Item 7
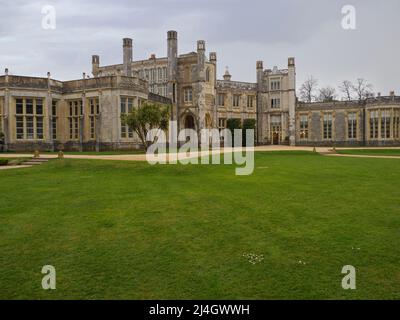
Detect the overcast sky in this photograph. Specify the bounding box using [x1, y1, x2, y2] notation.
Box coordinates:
[0, 0, 399, 96]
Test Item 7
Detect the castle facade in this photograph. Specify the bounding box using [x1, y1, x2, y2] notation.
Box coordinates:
[0, 31, 399, 151]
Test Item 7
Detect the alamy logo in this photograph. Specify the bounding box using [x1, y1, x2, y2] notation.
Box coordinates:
[41, 5, 56, 30]
[341, 5, 356, 30]
[341, 265, 356, 290]
[41, 265, 56, 290]
[145, 121, 254, 175]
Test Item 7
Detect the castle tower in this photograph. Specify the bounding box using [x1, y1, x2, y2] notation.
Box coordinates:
[288, 57, 296, 146]
[123, 38, 133, 77]
[92, 55, 100, 77]
[197, 40, 206, 81]
[256, 61, 264, 144]
[167, 30, 178, 121]
[196, 40, 207, 135]
[209, 52, 217, 128]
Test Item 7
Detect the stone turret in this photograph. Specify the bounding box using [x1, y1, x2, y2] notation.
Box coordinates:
[256, 61, 264, 144]
[123, 38, 133, 77]
[209, 52, 217, 64]
[223, 67, 231, 81]
[288, 57, 296, 146]
[197, 40, 206, 81]
[256, 61, 263, 89]
[167, 30, 178, 100]
[167, 30, 178, 122]
[196, 40, 207, 136]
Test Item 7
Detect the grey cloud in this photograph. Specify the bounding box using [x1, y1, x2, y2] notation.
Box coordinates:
[0, 0, 399, 95]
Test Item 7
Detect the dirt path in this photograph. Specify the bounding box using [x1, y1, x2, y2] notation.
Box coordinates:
[0, 165, 32, 170]
[1, 146, 400, 162]
[323, 153, 400, 160]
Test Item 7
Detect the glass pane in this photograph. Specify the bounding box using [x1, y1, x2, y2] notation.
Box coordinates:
[36, 99, 43, 115]
[26, 99, 33, 114]
[16, 99, 24, 114]
[26, 116, 34, 139]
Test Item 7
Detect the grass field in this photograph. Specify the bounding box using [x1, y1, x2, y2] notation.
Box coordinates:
[0, 151, 399, 299]
[337, 149, 400, 156]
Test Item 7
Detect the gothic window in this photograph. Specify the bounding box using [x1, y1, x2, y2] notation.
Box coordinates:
[381, 110, 391, 139]
[323, 113, 333, 140]
[270, 80, 281, 91]
[348, 112, 357, 140]
[120, 97, 134, 139]
[218, 118, 226, 129]
[233, 95, 240, 107]
[394, 110, 400, 139]
[247, 96, 254, 108]
[206, 68, 210, 82]
[370, 110, 378, 139]
[300, 115, 308, 140]
[68, 100, 81, 140]
[184, 87, 193, 103]
[271, 98, 280, 109]
[51, 100, 58, 140]
[89, 98, 99, 140]
[217, 94, 225, 106]
[14, 98, 45, 140]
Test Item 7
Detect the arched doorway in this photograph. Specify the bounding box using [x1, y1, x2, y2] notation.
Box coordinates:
[184, 114, 195, 129]
[272, 132, 280, 145]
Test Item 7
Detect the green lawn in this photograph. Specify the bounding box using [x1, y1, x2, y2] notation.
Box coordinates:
[337, 149, 400, 156]
[0, 152, 399, 299]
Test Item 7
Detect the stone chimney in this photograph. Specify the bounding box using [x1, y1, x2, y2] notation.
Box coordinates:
[123, 38, 133, 77]
[92, 55, 100, 77]
[209, 52, 217, 64]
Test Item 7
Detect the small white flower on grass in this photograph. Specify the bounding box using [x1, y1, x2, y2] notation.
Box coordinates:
[243, 253, 264, 265]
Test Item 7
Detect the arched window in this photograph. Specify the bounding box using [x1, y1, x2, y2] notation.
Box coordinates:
[206, 67, 210, 82]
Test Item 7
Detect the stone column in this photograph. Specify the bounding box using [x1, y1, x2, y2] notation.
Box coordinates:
[96, 90, 102, 152]
[46, 72, 54, 151]
[256, 61, 264, 145]
[196, 40, 206, 142]
[288, 57, 296, 146]
[123, 38, 133, 77]
[80, 73, 86, 152]
[167, 31, 178, 123]
[3, 68, 10, 151]
[209, 52, 217, 129]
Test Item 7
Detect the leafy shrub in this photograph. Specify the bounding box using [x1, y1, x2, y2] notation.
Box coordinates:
[0, 159, 9, 166]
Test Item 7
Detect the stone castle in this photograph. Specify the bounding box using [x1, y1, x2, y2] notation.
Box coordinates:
[0, 30, 399, 151]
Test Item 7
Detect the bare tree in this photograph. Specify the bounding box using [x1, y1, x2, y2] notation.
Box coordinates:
[299, 76, 318, 102]
[339, 80, 354, 101]
[318, 86, 337, 102]
[352, 78, 374, 101]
